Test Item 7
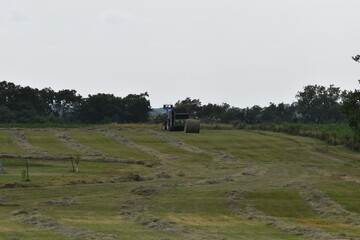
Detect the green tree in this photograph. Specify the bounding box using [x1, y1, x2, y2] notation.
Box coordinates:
[296, 85, 343, 124]
[53, 89, 82, 120]
[122, 92, 151, 123]
[342, 89, 360, 135]
[244, 105, 263, 124]
[175, 97, 202, 117]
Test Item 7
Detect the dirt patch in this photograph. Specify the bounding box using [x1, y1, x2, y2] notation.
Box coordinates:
[36, 197, 75, 207]
[12, 208, 117, 240]
[55, 131, 104, 157]
[226, 190, 351, 240]
[10, 130, 48, 155]
[143, 129, 237, 162]
[285, 182, 360, 225]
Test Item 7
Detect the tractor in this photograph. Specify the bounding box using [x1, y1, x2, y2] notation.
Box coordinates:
[162, 104, 200, 133]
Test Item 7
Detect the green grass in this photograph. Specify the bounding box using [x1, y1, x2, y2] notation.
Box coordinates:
[68, 130, 152, 160]
[318, 181, 360, 214]
[0, 123, 91, 128]
[119, 130, 210, 160]
[248, 190, 317, 218]
[0, 128, 359, 239]
[0, 131, 27, 154]
[26, 130, 79, 155]
[150, 185, 231, 217]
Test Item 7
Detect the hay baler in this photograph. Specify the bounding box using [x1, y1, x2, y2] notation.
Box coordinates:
[162, 104, 200, 133]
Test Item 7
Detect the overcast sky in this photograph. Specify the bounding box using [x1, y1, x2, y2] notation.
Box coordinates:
[0, 0, 359, 108]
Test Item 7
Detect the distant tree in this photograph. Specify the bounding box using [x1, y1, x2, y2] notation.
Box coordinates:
[341, 89, 360, 135]
[79, 92, 150, 124]
[122, 92, 151, 123]
[220, 107, 245, 124]
[262, 103, 278, 123]
[79, 94, 124, 124]
[153, 113, 167, 124]
[244, 105, 263, 124]
[175, 97, 201, 117]
[53, 89, 82, 120]
[343, 56, 360, 135]
[276, 103, 297, 123]
[198, 103, 228, 123]
[296, 85, 343, 124]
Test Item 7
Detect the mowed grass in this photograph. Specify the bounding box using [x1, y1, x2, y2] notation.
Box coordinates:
[26, 130, 78, 155]
[67, 130, 152, 160]
[0, 131, 27, 154]
[248, 190, 317, 218]
[0, 128, 359, 239]
[149, 184, 308, 240]
[168, 130, 360, 169]
[150, 184, 232, 217]
[0, 182, 184, 240]
[166, 130, 322, 162]
[317, 181, 360, 214]
[119, 130, 210, 160]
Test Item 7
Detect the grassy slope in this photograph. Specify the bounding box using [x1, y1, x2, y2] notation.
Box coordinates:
[68, 130, 152, 160]
[0, 131, 28, 154]
[26, 130, 79, 155]
[0, 128, 359, 239]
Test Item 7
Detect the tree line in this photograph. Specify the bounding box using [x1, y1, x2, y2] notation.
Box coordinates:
[170, 84, 345, 124]
[0, 80, 358, 135]
[0, 81, 150, 124]
[161, 84, 359, 135]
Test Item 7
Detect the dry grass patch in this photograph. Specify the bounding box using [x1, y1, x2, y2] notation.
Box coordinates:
[168, 215, 242, 227]
[63, 216, 126, 225]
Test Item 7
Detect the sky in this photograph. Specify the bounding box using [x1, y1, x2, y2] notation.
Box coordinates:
[0, 0, 359, 108]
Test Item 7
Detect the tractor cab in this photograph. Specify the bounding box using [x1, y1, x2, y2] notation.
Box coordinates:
[163, 105, 189, 131]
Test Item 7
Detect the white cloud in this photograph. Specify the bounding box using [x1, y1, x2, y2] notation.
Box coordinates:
[0, 26, 9, 35]
[151, 41, 185, 49]
[98, 10, 152, 25]
[8, 9, 28, 23]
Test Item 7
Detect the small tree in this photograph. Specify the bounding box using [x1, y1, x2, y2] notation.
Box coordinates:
[341, 89, 360, 136]
[342, 55, 360, 136]
[0, 162, 6, 174]
[71, 153, 81, 173]
[21, 160, 30, 182]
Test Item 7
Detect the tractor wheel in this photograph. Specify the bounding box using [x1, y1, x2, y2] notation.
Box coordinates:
[162, 121, 167, 130]
[166, 120, 172, 131]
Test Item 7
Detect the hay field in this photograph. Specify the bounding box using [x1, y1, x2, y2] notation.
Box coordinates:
[0, 127, 359, 240]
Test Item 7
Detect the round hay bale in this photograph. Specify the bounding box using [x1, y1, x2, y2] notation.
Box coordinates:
[184, 119, 200, 133]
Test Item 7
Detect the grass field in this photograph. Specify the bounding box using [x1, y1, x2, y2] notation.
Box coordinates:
[0, 127, 359, 240]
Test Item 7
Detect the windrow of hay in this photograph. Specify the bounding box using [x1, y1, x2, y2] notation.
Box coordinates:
[120, 185, 223, 240]
[96, 128, 170, 161]
[10, 130, 48, 155]
[226, 190, 351, 240]
[142, 129, 237, 162]
[55, 131, 104, 157]
[284, 182, 360, 225]
[12, 209, 117, 240]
